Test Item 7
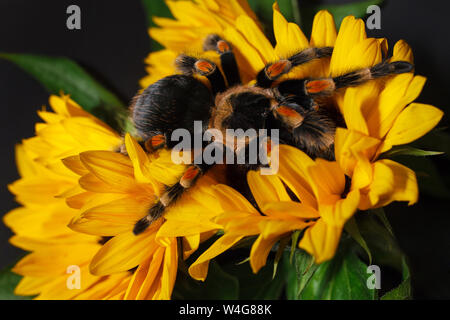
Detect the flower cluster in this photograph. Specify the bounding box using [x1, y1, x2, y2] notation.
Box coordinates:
[4, 0, 443, 299]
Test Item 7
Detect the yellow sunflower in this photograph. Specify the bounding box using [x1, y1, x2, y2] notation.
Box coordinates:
[3, 94, 131, 299]
[62, 133, 223, 299]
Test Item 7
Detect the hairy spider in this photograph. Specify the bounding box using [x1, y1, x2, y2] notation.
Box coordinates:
[130, 34, 413, 235]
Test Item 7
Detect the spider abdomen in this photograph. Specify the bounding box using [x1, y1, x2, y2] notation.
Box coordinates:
[131, 75, 213, 143]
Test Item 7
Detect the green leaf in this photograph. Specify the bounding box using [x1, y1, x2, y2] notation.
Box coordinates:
[289, 249, 319, 299]
[371, 208, 394, 236]
[299, 239, 377, 300]
[248, 0, 295, 23]
[345, 216, 372, 264]
[381, 256, 412, 300]
[290, 230, 301, 263]
[0, 267, 32, 300]
[414, 128, 450, 160]
[381, 146, 444, 158]
[272, 236, 289, 279]
[355, 212, 412, 299]
[356, 213, 404, 271]
[228, 253, 290, 300]
[0, 53, 130, 132]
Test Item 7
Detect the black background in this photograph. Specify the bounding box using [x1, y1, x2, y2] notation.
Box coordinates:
[0, 0, 449, 299]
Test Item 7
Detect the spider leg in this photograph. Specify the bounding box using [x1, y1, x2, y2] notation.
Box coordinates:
[256, 47, 333, 88]
[176, 54, 227, 95]
[133, 144, 219, 235]
[277, 60, 414, 97]
[271, 100, 336, 160]
[203, 34, 241, 87]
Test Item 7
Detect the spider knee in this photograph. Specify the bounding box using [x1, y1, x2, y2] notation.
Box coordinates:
[176, 54, 226, 94]
[203, 34, 241, 87]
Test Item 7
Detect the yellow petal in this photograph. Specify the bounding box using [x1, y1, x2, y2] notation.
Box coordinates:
[69, 197, 149, 236]
[299, 219, 342, 264]
[258, 218, 310, 239]
[346, 38, 382, 70]
[273, 2, 309, 57]
[79, 151, 136, 192]
[329, 16, 366, 76]
[319, 189, 360, 226]
[74, 273, 131, 300]
[34, 263, 99, 300]
[276, 145, 317, 208]
[90, 223, 162, 276]
[147, 149, 187, 187]
[156, 238, 178, 299]
[262, 201, 319, 219]
[124, 248, 165, 300]
[342, 81, 381, 135]
[189, 233, 243, 281]
[334, 128, 380, 178]
[382, 103, 443, 152]
[360, 159, 418, 210]
[223, 25, 265, 77]
[310, 10, 336, 47]
[15, 144, 37, 178]
[250, 234, 279, 273]
[61, 155, 89, 176]
[13, 244, 98, 277]
[213, 184, 259, 213]
[62, 117, 121, 150]
[15, 276, 53, 296]
[236, 15, 277, 63]
[367, 74, 427, 139]
[308, 159, 345, 202]
[124, 134, 154, 185]
[247, 170, 290, 208]
[391, 39, 414, 64]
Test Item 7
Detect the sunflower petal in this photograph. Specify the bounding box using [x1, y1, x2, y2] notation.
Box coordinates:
[90, 224, 161, 276]
[247, 171, 290, 208]
[273, 3, 309, 57]
[189, 233, 243, 281]
[250, 234, 279, 273]
[299, 219, 342, 264]
[382, 103, 443, 152]
[360, 159, 418, 210]
[310, 10, 336, 47]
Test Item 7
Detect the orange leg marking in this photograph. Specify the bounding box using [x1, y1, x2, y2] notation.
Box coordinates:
[145, 134, 165, 152]
[195, 60, 215, 75]
[180, 166, 201, 188]
[276, 106, 304, 129]
[305, 79, 335, 94]
[266, 60, 292, 79]
[217, 40, 230, 53]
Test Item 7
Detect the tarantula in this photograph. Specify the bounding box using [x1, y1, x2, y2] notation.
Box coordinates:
[130, 34, 413, 235]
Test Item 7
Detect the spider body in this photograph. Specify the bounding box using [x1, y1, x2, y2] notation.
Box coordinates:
[131, 34, 413, 235]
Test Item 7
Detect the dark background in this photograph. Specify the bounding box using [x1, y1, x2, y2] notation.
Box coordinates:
[0, 0, 449, 299]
